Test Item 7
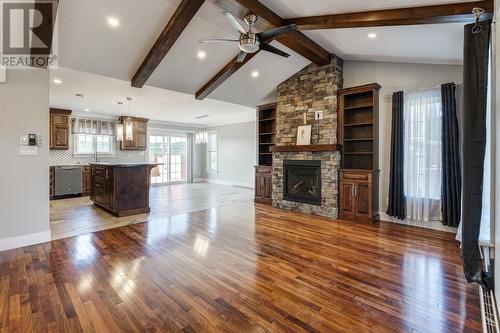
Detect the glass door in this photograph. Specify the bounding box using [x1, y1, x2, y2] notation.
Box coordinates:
[149, 134, 188, 185]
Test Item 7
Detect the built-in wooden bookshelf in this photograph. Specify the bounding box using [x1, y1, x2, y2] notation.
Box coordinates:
[338, 84, 380, 170]
[256, 103, 277, 166]
[338, 83, 380, 222]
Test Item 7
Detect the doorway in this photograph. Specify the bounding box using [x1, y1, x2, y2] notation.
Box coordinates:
[149, 134, 188, 184]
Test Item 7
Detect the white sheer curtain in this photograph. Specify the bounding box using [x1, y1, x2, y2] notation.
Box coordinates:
[403, 87, 443, 222]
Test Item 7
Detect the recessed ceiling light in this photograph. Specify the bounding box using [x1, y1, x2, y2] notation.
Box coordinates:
[84, 108, 90, 112]
[197, 50, 206, 59]
[368, 32, 377, 39]
[75, 93, 84, 98]
[251, 71, 259, 78]
[107, 16, 120, 28]
[53, 78, 62, 84]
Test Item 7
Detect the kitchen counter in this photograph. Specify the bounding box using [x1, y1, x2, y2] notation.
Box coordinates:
[88, 162, 160, 168]
[89, 163, 158, 217]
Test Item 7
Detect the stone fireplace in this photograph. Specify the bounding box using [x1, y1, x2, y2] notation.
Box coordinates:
[272, 56, 343, 218]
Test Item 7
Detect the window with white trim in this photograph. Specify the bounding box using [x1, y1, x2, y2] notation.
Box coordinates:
[74, 134, 115, 155]
[207, 131, 217, 173]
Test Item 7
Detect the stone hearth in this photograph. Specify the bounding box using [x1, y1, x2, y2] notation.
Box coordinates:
[272, 56, 343, 218]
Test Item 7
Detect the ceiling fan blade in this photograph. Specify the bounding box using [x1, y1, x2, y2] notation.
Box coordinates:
[257, 24, 297, 41]
[260, 43, 290, 58]
[223, 11, 246, 34]
[199, 38, 239, 43]
[236, 51, 247, 63]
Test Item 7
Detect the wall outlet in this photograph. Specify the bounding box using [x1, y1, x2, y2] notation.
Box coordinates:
[315, 111, 323, 120]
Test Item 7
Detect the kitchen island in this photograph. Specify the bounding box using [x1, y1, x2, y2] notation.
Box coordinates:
[89, 163, 158, 217]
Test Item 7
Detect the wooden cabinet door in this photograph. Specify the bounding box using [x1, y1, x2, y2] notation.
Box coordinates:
[53, 125, 69, 148]
[263, 175, 272, 199]
[255, 176, 262, 198]
[340, 182, 355, 217]
[50, 111, 70, 150]
[134, 121, 147, 150]
[82, 167, 91, 196]
[355, 182, 372, 218]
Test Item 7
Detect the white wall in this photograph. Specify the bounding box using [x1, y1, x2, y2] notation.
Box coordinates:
[0, 69, 51, 250]
[202, 121, 256, 188]
[343, 61, 463, 230]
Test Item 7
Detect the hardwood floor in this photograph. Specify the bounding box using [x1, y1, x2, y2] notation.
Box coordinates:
[3, 199, 481, 332]
[50, 183, 254, 240]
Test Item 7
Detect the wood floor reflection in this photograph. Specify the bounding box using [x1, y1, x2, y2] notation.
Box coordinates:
[4, 201, 480, 332]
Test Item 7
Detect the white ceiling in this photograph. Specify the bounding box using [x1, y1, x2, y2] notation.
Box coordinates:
[50, 67, 255, 127]
[54, 0, 468, 122]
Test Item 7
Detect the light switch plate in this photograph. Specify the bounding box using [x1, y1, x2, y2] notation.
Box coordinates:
[19, 135, 28, 146]
[19, 146, 38, 156]
[315, 111, 323, 120]
[37, 135, 43, 146]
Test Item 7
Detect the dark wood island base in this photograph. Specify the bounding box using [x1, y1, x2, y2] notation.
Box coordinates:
[89, 163, 158, 217]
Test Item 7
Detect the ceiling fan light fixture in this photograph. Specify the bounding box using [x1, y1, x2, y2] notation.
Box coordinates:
[239, 33, 260, 54]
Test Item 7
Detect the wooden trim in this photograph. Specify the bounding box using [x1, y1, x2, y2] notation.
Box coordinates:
[119, 116, 149, 123]
[285, 0, 494, 30]
[257, 102, 278, 110]
[195, 51, 261, 100]
[339, 83, 381, 95]
[131, 0, 205, 88]
[271, 144, 340, 153]
[50, 108, 72, 115]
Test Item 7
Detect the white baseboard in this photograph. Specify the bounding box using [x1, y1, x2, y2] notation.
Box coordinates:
[378, 212, 457, 233]
[0, 230, 51, 252]
[195, 178, 254, 189]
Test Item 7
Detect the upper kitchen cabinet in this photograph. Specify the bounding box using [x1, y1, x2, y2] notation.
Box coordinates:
[119, 116, 148, 151]
[50, 108, 72, 150]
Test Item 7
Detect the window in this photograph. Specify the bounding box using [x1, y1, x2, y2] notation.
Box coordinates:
[74, 134, 115, 155]
[207, 131, 217, 173]
[403, 87, 442, 221]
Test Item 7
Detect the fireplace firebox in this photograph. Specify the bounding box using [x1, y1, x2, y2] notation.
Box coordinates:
[283, 160, 322, 206]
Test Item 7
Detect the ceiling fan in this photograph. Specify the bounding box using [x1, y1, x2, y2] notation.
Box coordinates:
[199, 12, 297, 62]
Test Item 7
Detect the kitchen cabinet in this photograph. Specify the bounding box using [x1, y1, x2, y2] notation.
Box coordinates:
[50, 108, 72, 150]
[119, 116, 148, 151]
[90, 163, 157, 217]
[339, 170, 378, 222]
[254, 166, 272, 205]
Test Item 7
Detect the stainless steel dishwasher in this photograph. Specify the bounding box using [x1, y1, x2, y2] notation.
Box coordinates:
[55, 166, 83, 196]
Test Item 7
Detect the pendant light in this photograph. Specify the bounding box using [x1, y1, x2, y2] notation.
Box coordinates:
[195, 130, 208, 144]
[125, 97, 134, 141]
[116, 101, 124, 141]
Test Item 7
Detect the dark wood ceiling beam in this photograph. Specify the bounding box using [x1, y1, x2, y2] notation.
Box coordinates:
[284, 0, 494, 30]
[195, 51, 260, 100]
[131, 0, 205, 88]
[208, 0, 331, 65]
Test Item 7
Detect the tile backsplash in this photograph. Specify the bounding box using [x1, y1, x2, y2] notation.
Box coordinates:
[50, 140, 147, 166]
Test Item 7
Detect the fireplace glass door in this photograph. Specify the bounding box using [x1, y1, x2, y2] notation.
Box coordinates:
[283, 160, 322, 206]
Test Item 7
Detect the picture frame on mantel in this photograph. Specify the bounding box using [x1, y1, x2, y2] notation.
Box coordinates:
[297, 125, 312, 145]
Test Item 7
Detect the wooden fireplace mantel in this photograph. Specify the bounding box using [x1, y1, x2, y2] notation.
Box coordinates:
[270, 144, 341, 153]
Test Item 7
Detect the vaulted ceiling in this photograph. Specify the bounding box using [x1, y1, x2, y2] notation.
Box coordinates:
[54, 0, 491, 113]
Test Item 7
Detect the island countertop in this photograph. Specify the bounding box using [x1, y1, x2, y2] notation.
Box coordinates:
[88, 162, 160, 168]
